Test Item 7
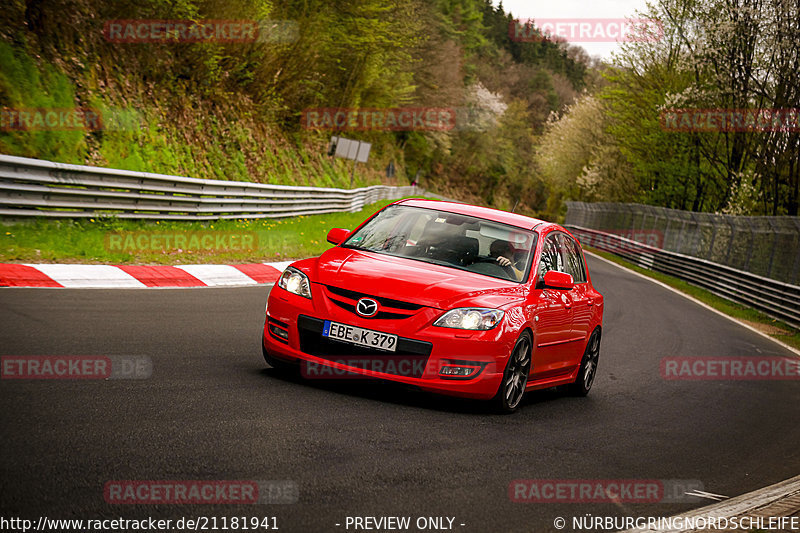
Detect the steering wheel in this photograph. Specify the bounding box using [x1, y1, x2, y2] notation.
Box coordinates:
[469, 257, 516, 279]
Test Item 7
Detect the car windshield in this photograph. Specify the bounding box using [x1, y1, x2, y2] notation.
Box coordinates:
[343, 205, 537, 283]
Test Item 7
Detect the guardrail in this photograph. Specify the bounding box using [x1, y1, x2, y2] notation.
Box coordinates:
[567, 225, 800, 330]
[0, 155, 421, 220]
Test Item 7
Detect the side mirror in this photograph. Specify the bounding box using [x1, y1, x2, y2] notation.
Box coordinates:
[543, 270, 574, 290]
[326, 228, 350, 245]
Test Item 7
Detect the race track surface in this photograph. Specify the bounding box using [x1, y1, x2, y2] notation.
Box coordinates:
[1, 256, 798, 532]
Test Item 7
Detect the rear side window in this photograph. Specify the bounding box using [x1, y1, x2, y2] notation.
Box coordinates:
[561, 234, 587, 283]
[537, 233, 564, 279]
[536, 232, 586, 283]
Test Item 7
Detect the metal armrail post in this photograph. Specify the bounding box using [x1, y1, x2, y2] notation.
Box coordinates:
[792, 218, 800, 286]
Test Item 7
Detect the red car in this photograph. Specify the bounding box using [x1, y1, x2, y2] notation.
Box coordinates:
[262, 199, 603, 412]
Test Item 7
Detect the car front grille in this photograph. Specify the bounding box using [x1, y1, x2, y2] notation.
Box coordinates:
[297, 315, 432, 378]
[327, 299, 412, 320]
[324, 285, 425, 320]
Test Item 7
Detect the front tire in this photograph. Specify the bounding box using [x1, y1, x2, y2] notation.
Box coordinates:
[492, 331, 532, 413]
[262, 343, 297, 373]
[568, 329, 600, 396]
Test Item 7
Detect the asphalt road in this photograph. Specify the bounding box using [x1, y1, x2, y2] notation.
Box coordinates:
[1, 256, 799, 532]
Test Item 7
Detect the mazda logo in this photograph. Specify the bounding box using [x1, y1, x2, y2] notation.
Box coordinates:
[356, 298, 379, 317]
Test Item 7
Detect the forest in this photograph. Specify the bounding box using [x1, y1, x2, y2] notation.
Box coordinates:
[1, 0, 797, 218]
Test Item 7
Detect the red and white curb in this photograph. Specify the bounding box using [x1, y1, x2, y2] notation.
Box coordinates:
[0, 262, 294, 288]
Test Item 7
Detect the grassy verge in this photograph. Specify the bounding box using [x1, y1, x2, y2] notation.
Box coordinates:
[0, 42, 393, 190]
[587, 248, 800, 351]
[0, 199, 407, 265]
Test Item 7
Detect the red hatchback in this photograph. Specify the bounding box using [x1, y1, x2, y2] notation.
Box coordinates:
[262, 199, 603, 412]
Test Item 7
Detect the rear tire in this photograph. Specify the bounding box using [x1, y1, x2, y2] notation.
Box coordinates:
[568, 329, 600, 396]
[492, 331, 533, 413]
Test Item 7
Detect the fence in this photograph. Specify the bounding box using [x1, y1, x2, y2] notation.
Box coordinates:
[0, 154, 421, 220]
[565, 201, 800, 286]
[565, 202, 800, 329]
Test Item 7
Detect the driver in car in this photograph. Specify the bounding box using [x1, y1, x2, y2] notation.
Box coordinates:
[490, 240, 524, 281]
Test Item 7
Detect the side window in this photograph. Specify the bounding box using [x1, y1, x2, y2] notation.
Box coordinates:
[561, 235, 587, 283]
[537, 233, 565, 279]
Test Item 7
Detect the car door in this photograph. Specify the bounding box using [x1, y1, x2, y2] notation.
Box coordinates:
[530, 232, 578, 379]
[561, 234, 594, 349]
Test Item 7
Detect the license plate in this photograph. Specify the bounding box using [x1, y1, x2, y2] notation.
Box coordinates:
[322, 321, 398, 352]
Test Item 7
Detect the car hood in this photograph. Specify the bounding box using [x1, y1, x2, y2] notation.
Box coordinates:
[298, 247, 527, 310]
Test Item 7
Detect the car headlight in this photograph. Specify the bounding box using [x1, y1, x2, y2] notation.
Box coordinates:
[433, 308, 504, 330]
[277, 267, 312, 299]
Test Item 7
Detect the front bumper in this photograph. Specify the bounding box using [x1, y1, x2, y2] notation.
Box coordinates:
[263, 284, 513, 400]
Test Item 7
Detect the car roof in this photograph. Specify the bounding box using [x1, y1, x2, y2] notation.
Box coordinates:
[396, 198, 550, 231]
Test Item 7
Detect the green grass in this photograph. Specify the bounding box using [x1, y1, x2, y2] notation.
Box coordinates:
[0, 42, 390, 190]
[0, 199, 409, 265]
[587, 248, 800, 351]
[0, 42, 86, 163]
